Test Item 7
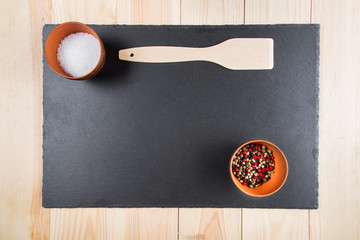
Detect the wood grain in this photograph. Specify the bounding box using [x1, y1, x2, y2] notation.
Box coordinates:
[181, 0, 244, 25]
[125, 209, 178, 240]
[310, 0, 360, 239]
[243, 209, 309, 240]
[179, 209, 242, 240]
[178, 1, 243, 239]
[50, 209, 125, 240]
[50, 208, 178, 240]
[244, 0, 311, 24]
[30, 1, 52, 239]
[52, 0, 118, 24]
[117, 0, 180, 24]
[242, 1, 311, 239]
[0, 0, 50, 239]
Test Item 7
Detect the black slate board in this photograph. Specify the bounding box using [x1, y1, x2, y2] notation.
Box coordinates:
[43, 24, 319, 209]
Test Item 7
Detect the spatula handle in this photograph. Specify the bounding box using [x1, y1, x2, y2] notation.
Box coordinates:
[118, 46, 202, 63]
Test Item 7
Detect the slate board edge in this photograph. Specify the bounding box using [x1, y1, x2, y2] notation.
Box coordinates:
[43, 23, 321, 31]
[313, 25, 320, 209]
[42, 201, 317, 209]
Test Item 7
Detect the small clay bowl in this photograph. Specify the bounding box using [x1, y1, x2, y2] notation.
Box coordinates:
[45, 21, 106, 80]
[229, 140, 288, 197]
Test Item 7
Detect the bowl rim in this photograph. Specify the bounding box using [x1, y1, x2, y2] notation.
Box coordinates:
[229, 139, 288, 197]
[44, 21, 106, 80]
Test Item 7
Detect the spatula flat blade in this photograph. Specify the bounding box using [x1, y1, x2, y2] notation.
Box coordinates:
[208, 38, 274, 70]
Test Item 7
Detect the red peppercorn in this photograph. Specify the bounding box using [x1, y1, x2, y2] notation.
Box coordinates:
[242, 151, 246, 154]
[236, 174, 239, 177]
[254, 176, 257, 179]
[270, 166, 273, 170]
[261, 153, 264, 156]
[266, 168, 269, 171]
[243, 159, 246, 162]
[242, 182, 246, 185]
[257, 179, 260, 182]
[249, 148, 252, 152]
[263, 157, 266, 160]
[258, 169, 262, 173]
[235, 168, 239, 172]
[245, 168, 248, 171]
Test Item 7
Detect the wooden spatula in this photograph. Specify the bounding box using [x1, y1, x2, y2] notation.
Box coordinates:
[118, 38, 273, 70]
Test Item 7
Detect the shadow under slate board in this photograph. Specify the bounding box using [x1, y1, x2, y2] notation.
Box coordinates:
[42, 24, 319, 209]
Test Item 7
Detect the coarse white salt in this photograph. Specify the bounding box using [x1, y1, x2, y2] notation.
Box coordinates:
[57, 32, 101, 77]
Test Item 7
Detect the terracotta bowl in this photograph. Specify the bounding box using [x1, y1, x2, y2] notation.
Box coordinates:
[229, 140, 288, 197]
[44, 21, 106, 80]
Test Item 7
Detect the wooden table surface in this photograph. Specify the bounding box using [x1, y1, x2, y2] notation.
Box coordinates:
[1, 0, 359, 239]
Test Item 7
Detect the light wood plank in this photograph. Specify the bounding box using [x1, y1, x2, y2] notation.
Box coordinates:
[52, 0, 118, 24]
[179, 209, 242, 240]
[310, 0, 360, 239]
[30, 1, 52, 239]
[125, 209, 178, 240]
[181, 0, 244, 25]
[179, 1, 243, 239]
[0, 0, 51, 239]
[117, 0, 180, 24]
[50, 208, 178, 240]
[50, 209, 125, 240]
[243, 209, 309, 240]
[50, 1, 180, 240]
[245, 0, 311, 24]
[242, 1, 311, 240]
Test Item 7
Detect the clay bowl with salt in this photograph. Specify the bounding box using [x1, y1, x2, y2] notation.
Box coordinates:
[45, 21, 106, 80]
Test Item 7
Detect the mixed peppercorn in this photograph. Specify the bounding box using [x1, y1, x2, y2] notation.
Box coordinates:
[232, 143, 275, 188]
